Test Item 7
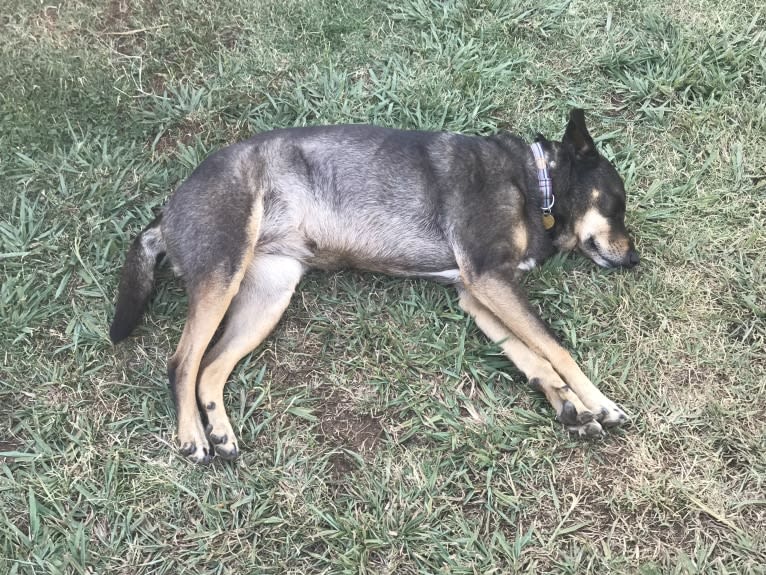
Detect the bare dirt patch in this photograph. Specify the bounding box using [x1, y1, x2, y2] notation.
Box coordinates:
[103, 0, 132, 32]
[315, 389, 384, 477]
[151, 118, 204, 157]
[0, 438, 26, 463]
[148, 73, 167, 95]
[27, 5, 77, 45]
[37, 6, 59, 33]
[100, 0, 149, 55]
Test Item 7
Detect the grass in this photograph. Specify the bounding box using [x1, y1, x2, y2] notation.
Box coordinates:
[1, 0, 764, 572]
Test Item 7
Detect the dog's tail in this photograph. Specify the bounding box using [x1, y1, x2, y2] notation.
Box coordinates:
[109, 214, 166, 343]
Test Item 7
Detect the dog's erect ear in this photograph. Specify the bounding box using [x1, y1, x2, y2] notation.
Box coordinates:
[563, 108, 598, 162]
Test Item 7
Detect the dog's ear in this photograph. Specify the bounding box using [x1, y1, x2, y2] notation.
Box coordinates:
[563, 109, 598, 162]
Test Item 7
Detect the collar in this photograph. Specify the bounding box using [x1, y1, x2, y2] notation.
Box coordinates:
[530, 142, 554, 212]
[530, 142, 556, 230]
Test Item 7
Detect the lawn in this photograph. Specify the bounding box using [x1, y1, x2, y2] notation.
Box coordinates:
[1, 0, 764, 572]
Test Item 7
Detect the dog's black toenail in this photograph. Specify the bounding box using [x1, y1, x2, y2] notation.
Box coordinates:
[529, 377, 542, 392]
[206, 401, 216, 411]
[205, 424, 213, 435]
[559, 401, 578, 425]
[210, 433, 227, 445]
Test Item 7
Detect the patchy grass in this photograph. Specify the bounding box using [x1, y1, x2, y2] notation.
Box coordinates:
[1, 0, 765, 573]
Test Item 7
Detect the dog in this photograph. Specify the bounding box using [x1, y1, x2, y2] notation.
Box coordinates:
[110, 109, 639, 464]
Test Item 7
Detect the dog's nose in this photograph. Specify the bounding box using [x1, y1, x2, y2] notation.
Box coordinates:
[626, 250, 640, 268]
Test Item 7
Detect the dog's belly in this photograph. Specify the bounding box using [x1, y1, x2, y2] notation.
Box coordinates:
[257, 204, 458, 280]
[308, 252, 461, 282]
[303, 229, 459, 280]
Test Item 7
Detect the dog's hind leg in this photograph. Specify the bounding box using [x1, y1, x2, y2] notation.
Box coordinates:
[167, 271, 249, 463]
[165, 186, 264, 464]
[196, 254, 305, 460]
[458, 290, 603, 437]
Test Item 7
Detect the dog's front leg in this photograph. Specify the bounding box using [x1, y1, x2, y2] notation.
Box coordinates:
[458, 290, 603, 436]
[461, 271, 629, 431]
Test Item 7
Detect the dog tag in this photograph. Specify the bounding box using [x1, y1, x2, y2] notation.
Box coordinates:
[542, 213, 555, 230]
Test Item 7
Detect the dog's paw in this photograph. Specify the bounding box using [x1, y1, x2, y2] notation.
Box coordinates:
[595, 401, 630, 429]
[179, 440, 213, 464]
[178, 416, 213, 464]
[205, 418, 239, 461]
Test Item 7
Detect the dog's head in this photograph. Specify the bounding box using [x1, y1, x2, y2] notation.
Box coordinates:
[548, 109, 639, 269]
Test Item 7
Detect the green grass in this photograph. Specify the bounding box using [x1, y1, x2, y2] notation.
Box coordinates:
[1, 0, 765, 572]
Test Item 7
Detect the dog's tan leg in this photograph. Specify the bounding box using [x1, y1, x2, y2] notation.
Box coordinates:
[196, 254, 305, 460]
[168, 272, 248, 464]
[464, 272, 628, 429]
[167, 197, 263, 464]
[458, 290, 603, 436]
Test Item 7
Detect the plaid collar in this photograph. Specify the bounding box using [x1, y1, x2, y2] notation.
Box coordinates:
[530, 142, 554, 212]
